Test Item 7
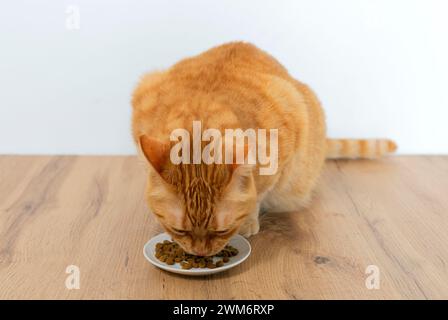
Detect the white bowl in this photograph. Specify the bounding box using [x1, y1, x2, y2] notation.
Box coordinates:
[143, 233, 251, 276]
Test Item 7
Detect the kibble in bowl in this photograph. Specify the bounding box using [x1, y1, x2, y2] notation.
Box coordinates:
[144, 233, 251, 276]
[155, 240, 239, 269]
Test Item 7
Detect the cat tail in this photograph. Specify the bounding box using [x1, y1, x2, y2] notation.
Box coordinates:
[326, 138, 397, 159]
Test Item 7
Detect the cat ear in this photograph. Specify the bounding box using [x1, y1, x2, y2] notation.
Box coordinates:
[224, 137, 256, 197]
[220, 164, 255, 207]
[228, 138, 256, 171]
[228, 164, 255, 194]
[215, 164, 255, 228]
[138, 135, 171, 173]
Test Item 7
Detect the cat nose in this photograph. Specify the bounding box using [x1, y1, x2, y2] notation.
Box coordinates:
[192, 246, 211, 256]
[194, 249, 208, 256]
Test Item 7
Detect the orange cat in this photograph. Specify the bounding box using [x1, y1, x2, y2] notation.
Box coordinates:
[131, 42, 396, 256]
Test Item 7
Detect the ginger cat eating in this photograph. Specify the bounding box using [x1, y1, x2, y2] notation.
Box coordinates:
[131, 42, 396, 256]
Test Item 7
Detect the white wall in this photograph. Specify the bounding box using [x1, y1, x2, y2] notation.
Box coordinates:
[1, 0, 447, 155]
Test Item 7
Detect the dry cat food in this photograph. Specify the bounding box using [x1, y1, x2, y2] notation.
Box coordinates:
[155, 240, 238, 269]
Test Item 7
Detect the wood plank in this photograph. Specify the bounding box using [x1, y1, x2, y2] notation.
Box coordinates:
[0, 155, 447, 299]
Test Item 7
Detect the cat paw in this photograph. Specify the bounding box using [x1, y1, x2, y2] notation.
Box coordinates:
[238, 218, 260, 238]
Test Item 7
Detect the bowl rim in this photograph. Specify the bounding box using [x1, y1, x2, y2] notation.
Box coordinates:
[143, 232, 251, 276]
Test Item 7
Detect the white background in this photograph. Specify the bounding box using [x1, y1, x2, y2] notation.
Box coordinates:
[1, 0, 447, 155]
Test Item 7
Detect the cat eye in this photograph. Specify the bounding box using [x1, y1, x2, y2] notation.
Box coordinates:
[171, 227, 188, 236]
[214, 229, 231, 236]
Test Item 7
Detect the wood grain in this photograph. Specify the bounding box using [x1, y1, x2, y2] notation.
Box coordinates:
[0, 155, 447, 299]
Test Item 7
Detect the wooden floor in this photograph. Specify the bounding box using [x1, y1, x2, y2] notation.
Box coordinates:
[0, 156, 447, 299]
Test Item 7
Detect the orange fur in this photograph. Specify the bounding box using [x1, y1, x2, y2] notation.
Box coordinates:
[132, 42, 396, 255]
[326, 139, 397, 159]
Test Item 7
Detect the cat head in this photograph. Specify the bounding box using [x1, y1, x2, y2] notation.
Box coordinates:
[139, 135, 256, 256]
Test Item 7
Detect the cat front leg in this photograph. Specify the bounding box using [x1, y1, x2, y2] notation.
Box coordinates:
[238, 202, 260, 238]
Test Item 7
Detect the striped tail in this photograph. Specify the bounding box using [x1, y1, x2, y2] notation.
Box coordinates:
[326, 138, 397, 159]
